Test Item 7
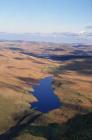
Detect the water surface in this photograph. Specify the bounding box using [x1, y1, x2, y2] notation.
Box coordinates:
[31, 77, 61, 113]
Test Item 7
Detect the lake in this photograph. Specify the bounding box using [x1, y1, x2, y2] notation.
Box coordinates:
[31, 77, 61, 113]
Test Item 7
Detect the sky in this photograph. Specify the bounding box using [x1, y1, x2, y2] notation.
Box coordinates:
[0, 0, 92, 33]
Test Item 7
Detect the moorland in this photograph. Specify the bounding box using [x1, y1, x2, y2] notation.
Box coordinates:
[0, 41, 92, 140]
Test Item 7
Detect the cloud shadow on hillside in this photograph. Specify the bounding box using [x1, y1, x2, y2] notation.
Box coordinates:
[53, 58, 92, 75]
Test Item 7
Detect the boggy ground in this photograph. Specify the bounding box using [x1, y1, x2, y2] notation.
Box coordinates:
[0, 41, 92, 140]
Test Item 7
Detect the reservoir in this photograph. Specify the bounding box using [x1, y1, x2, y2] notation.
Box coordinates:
[31, 77, 61, 113]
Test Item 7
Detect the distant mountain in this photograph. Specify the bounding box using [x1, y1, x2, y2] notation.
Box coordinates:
[0, 32, 92, 44]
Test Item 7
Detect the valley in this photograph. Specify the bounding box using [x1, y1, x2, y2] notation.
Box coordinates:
[0, 41, 92, 140]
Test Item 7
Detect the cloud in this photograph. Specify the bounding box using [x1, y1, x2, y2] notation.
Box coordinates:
[85, 26, 92, 29]
[79, 26, 92, 35]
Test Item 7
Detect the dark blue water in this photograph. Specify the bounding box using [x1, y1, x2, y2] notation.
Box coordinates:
[31, 77, 61, 113]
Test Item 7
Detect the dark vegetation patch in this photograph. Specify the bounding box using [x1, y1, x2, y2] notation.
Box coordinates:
[70, 50, 89, 55]
[20, 52, 39, 58]
[0, 108, 92, 140]
[49, 55, 92, 61]
[70, 50, 92, 56]
[20, 51, 92, 62]
[52, 78, 74, 89]
[23, 123, 62, 140]
[52, 58, 92, 75]
[72, 45, 89, 48]
[9, 47, 24, 51]
[14, 57, 25, 60]
[45, 48, 65, 51]
[17, 77, 39, 85]
[52, 79, 62, 88]
[0, 110, 42, 140]
[63, 112, 92, 140]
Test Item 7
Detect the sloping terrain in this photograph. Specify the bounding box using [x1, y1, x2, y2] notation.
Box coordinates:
[0, 41, 92, 140]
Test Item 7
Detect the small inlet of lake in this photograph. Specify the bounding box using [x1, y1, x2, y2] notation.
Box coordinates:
[31, 77, 61, 113]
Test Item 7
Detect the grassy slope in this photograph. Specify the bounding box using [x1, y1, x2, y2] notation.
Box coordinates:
[0, 42, 92, 140]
